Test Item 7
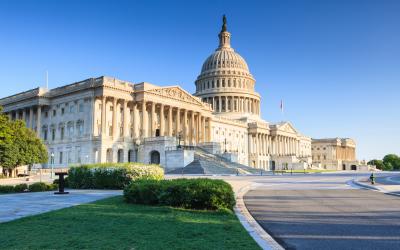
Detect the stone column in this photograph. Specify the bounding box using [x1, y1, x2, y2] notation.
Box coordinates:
[133, 103, 138, 138]
[142, 101, 148, 138]
[29, 107, 33, 128]
[212, 97, 216, 111]
[201, 116, 205, 143]
[112, 98, 118, 138]
[151, 102, 156, 137]
[22, 109, 26, 122]
[183, 109, 187, 144]
[160, 104, 165, 136]
[207, 118, 212, 142]
[218, 96, 222, 112]
[176, 108, 181, 136]
[168, 106, 173, 136]
[197, 113, 201, 143]
[36, 106, 41, 137]
[101, 96, 107, 135]
[123, 100, 129, 138]
[190, 111, 195, 145]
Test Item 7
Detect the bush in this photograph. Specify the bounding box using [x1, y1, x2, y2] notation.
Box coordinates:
[68, 163, 164, 189]
[14, 183, 28, 192]
[53, 177, 69, 187]
[0, 185, 15, 193]
[124, 178, 236, 211]
[29, 182, 57, 192]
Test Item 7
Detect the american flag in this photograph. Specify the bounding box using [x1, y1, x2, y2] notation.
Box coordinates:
[280, 99, 284, 114]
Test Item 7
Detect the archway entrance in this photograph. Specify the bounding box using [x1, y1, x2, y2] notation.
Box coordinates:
[271, 161, 276, 171]
[351, 165, 357, 171]
[106, 149, 113, 163]
[150, 151, 160, 164]
[128, 150, 134, 162]
[117, 149, 124, 163]
[342, 164, 346, 170]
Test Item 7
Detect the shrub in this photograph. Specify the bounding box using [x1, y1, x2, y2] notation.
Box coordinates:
[14, 183, 28, 192]
[53, 177, 69, 187]
[0, 185, 15, 193]
[29, 182, 57, 192]
[123, 178, 236, 211]
[68, 163, 164, 189]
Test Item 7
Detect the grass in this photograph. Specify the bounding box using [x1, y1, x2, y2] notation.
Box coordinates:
[0, 196, 260, 250]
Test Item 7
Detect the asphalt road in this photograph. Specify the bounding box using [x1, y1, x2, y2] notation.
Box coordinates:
[244, 173, 400, 250]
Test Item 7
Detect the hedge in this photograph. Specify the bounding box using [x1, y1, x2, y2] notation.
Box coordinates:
[68, 163, 164, 189]
[0, 182, 57, 193]
[124, 178, 236, 211]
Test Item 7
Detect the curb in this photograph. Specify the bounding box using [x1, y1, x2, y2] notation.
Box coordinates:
[234, 183, 284, 250]
[350, 179, 381, 191]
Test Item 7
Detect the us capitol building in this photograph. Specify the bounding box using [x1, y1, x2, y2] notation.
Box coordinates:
[0, 17, 318, 172]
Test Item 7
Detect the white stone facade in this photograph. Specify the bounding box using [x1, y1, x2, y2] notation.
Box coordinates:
[0, 17, 313, 171]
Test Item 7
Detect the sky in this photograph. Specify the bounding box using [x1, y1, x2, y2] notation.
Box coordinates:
[0, 0, 399, 160]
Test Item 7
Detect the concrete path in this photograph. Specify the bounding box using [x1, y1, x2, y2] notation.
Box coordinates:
[0, 189, 122, 223]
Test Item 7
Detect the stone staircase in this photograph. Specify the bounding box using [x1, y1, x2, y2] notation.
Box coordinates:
[167, 147, 260, 175]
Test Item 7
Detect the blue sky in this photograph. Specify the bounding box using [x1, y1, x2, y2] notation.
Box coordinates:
[1, 0, 399, 160]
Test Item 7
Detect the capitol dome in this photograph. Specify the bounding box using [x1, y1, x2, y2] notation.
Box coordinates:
[194, 15, 261, 119]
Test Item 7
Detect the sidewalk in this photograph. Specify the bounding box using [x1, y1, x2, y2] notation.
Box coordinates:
[352, 177, 400, 194]
[0, 189, 122, 223]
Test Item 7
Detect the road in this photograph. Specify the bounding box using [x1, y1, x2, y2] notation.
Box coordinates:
[243, 172, 400, 250]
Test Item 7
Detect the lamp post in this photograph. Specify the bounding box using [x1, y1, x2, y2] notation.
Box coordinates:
[224, 138, 227, 153]
[50, 152, 54, 179]
[177, 131, 182, 149]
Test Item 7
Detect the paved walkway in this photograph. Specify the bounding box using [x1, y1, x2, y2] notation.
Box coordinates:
[0, 189, 122, 223]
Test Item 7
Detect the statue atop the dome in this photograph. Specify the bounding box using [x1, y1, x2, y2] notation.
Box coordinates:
[221, 14, 227, 32]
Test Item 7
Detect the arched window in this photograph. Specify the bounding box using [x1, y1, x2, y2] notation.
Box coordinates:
[117, 149, 124, 163]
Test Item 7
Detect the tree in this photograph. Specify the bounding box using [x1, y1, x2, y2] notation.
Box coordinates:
[383, 154, 400, 170]
[0, 107, 48, 177]
[367, 159, 385, 170]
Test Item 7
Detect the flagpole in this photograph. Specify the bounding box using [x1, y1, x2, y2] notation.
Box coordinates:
[46, 71, 48, 89]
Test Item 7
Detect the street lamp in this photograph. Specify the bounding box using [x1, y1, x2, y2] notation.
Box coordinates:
[50, 152, 54, 179]
[177, 131, 182, 149]
[224, 138, 227, 153]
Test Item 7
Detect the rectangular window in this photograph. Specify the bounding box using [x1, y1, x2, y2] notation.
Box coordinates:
[52, 129, 55, 141]
[45, 112, 48, 118]
[79, 103, 84, 112]
[61, 108, 65, 115]
[76, 147, 81, 163]
[78, 123, 84, 136]
[69, 105, 74, 113]
[61, 127, 65, 140]
[53, 110, 56, 117]
[69, 126, 74, 137]
[59, 152, 63, 164]
[43, 129, 48, 140]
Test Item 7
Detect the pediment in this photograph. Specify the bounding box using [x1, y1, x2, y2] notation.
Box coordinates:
[277, 122, 298, 134]
[147, 86, 204, 106]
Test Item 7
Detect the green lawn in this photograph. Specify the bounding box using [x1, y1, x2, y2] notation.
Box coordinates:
[0, 196, 260, 250]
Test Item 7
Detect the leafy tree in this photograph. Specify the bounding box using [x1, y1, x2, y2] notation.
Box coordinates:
[0, 107, 48, 177]
[367, 159, 385, 170]
[383, 154, 400, 170]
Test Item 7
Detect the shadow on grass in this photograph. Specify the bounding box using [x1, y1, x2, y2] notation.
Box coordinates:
[0, 196, 260, 250]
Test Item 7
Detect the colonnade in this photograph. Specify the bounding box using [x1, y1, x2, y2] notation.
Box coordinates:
[98, 96, 212, 145]
[249, 133, 300, 157]
[202, 96, 260, 115]
[6, 106, 42, 136]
